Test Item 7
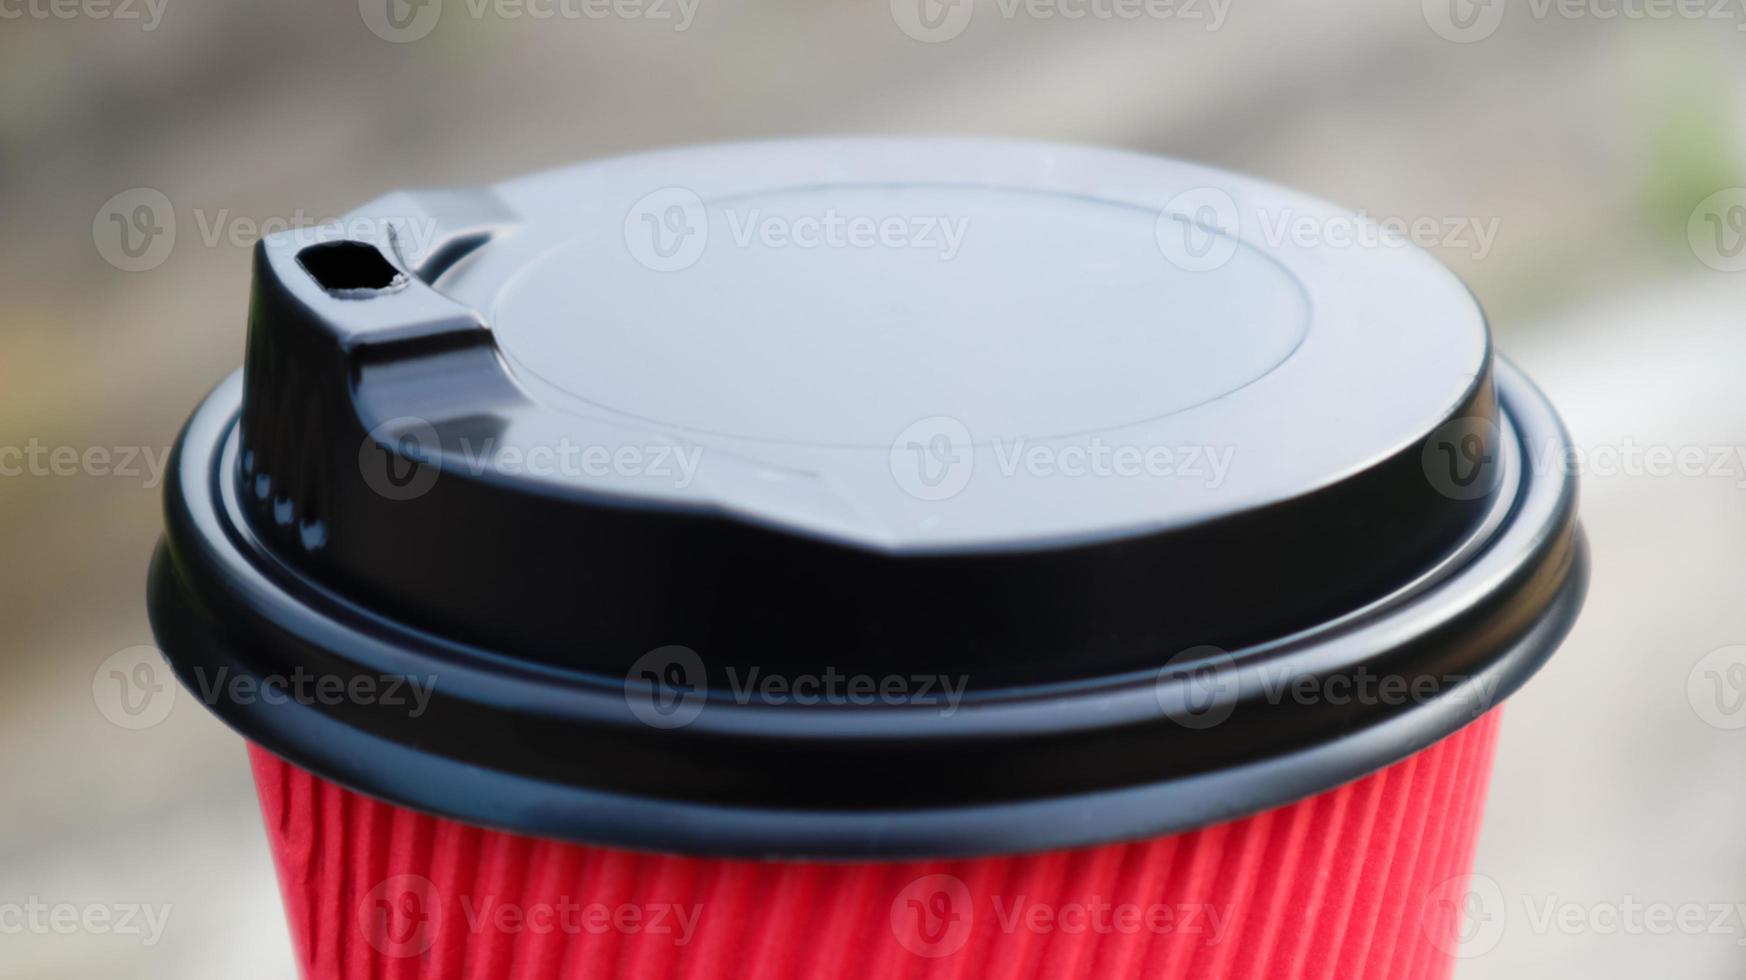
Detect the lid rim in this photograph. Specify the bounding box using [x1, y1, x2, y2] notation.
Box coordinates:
[148, 360, 1586, 858]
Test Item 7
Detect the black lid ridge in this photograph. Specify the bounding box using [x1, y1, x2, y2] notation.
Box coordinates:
[149, 139, 1587, 859]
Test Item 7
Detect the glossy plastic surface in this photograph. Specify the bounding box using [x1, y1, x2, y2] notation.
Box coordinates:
[148, 139, 1587, 858]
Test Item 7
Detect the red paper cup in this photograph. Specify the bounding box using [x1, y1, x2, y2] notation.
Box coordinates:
[248, 710, 1501, 980]
[149, 142, 1587, 980]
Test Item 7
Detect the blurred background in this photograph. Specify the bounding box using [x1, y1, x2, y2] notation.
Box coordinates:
[3, 1, 1745, 976]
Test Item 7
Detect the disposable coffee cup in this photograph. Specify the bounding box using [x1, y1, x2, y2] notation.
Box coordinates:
[149, 139, 1587, 979]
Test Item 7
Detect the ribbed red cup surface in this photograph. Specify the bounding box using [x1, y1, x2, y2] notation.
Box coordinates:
[248, 710, 1500, 980]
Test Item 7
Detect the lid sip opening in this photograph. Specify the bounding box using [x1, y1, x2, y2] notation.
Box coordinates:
[294, 240, 407, 296]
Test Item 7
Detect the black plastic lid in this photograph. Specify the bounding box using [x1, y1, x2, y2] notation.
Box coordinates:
[149, 138, 1587, 859]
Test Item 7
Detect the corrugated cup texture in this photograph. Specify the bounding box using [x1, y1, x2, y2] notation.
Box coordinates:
[249, 710, 1500, 980]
